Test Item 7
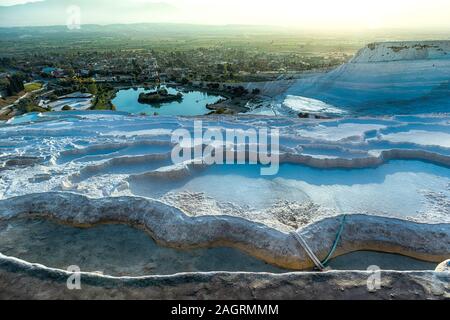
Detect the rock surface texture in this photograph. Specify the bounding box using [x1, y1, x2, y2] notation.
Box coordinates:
[0, 254, 449, 300]
[0, 193, 449, 271]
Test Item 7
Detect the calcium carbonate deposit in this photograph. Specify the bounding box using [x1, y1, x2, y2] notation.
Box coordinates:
[0, 42, 449, 300]
[1, 112, 449, 230]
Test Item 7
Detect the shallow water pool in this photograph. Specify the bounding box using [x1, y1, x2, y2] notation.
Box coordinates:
[113, 86, 224, 116]
[0, 218, 286, 276]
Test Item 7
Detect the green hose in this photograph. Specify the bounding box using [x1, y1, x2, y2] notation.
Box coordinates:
[321, 215, 347, 267]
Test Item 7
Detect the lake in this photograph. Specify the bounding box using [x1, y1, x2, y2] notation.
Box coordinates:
[112, 86, 224, 116]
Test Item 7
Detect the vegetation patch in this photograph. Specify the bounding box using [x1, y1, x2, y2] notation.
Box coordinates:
[138, 88, 183, 104]
[388, 45, 409, 53]
[91, 84, 117, 111]
[16, 97, 50, 114]
[24, 82, 43, 93]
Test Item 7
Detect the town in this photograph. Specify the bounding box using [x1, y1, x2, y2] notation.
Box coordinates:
[0, 26, 355, 120]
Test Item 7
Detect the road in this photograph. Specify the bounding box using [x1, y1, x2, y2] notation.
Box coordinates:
[0, 83, 48, 118]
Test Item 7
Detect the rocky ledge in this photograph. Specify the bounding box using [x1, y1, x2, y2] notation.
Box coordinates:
[0, 254, 448, 300]
[0, 193, 449, 271]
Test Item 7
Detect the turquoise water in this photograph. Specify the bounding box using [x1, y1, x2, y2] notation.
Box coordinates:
[112, 86, 224, 116]
[129, 161, 450, 217]
[7, 113, 43, 125]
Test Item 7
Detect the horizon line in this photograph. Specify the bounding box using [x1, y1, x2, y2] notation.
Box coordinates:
[1, 22, 450, 34]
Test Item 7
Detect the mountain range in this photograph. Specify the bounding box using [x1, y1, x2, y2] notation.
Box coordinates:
[0, 0, 177, 27]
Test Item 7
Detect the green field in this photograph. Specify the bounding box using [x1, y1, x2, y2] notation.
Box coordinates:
[24, 82, 43, 92]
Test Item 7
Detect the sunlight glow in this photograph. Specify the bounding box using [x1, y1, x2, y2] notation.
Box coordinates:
[1, 0, 449, 30]
[165, 0, 450, 30]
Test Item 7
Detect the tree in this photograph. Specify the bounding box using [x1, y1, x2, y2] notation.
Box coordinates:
[6, 73, 25, 95]
[16, 97, 47, 114]
[87, 83, 98, 95]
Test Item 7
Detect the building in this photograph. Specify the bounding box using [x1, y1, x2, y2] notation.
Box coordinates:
[41, 67, 65, 78]
[79, 69, 90, 77]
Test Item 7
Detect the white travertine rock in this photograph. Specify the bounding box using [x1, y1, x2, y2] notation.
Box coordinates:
[0, 193, 449, 271]
[435, 260, 450, 272]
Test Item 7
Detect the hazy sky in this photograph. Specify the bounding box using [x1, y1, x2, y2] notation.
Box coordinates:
[1, 0, 450, 30]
